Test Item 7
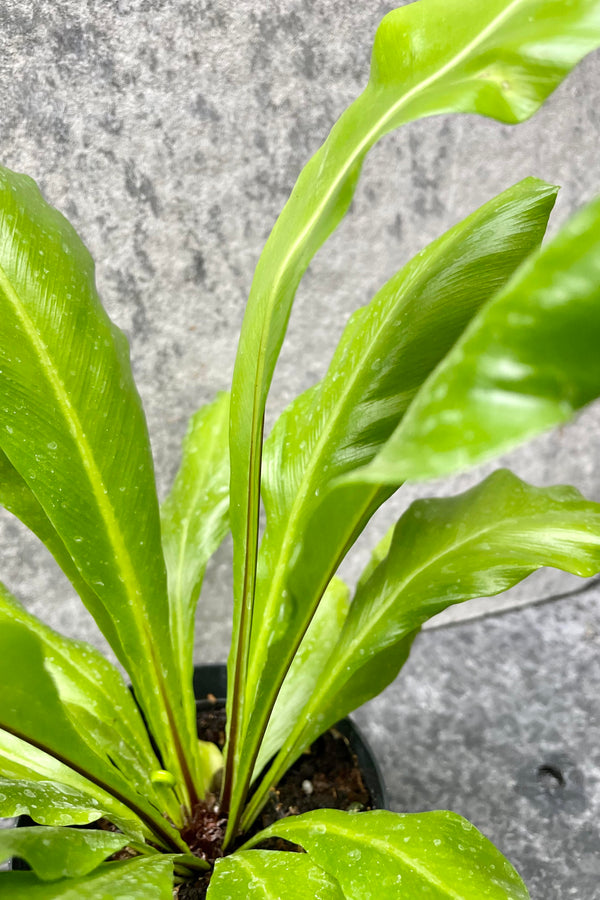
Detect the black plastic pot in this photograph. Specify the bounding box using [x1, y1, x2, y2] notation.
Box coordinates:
[193, 663, 387, 810]
[12, 663, 387, 870]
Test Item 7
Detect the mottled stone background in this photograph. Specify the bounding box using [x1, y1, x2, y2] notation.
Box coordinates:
[1, 1, 600, 896]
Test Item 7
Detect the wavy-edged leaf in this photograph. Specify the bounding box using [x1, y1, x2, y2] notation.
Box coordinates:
[207, 849, 344, 899]
[0, 728, 152, 837]
[0, 165, 196, 807]
[0, 584, 176, 819]
[244, 809, 529, 899]
[232, 178, 557, 827]
[0, 719, 154, 838]
[162, 392, 230, 616]
[0, 621, 186, 852]
[0, 827, 130, 881]
[0, 772, 137, 833]
[245, 470, 600, 824]
[225, 0, 600, 825]
[0, 449, 126, 661]
[356, 193, 600, 484]
[0, 856, 174, 899]
[254, 576, 350, 777]
[355, 528, 394, 595]
[161, 391, 230, 792]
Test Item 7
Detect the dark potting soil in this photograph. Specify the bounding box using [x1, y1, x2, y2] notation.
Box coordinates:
[176, 702, 373, 899]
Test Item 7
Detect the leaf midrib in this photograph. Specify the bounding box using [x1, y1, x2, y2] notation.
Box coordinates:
[283, 818, 477, 900]
[236, 854, 274, 899]
[0, 263, 154, 662]
[0, 264, 197, 807]
[231, 0, 525, 824]
[252, 0, 527, 671]
[275, 507, 600, 774]
[357, 515, 600, 644]
[267, 0, 524, 309]
[31, 631, 154, 769]
[250, 0, 526, 431]
[243, 257, 428, 815]
[260, 287, 397, 611]
[339, 516, 600, 677]
[0, 720, 184, 852]
[255, 212, 468, 673]
[172, 409, 226, 632]
[244, 0, 527, 522]
[0, 592, 153, 765]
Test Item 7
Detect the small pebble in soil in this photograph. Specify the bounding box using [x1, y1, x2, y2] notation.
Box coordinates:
[176, 700, 374, 899]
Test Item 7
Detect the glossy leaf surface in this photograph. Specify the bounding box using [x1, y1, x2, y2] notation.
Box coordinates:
[162, 392, 230, 615]
[0, 704, 152, 837]
[0, 772, 138, 833]
[0, 166, 195, 806]
[254, 576, 350, 776]
[233, 177, 557, 827]
[225, 0, 600, 823]
[0, 722, 151, 837]
[358, 193, 600, 484]
[0, 621, 185, 851]
[0, 857, 174, 899]
[242, 630, 415, 832]
[161, 391, 230, 792]
[207, 850, 344, 899]
[0, 827, 129, 881]
[0, 450, 125, 659]
[0, 584, 172, 819]
[244, 810, 529, 899]
[246, 470, 600, 823]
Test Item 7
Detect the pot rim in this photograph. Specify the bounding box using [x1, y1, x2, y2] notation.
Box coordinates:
[193, 662, 388, 810]
[11, 662, 389, 872]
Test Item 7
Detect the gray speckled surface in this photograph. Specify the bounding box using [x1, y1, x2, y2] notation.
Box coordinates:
[1, 1, 600, 895]
[354, 584, 600, 899]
